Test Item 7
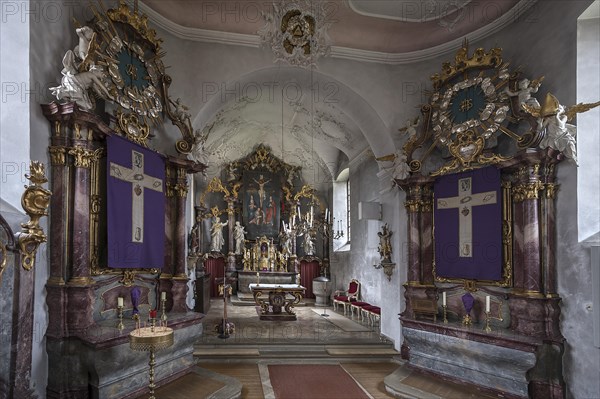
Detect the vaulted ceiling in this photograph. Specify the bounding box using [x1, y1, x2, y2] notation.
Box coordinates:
[140, 0, 531, 188]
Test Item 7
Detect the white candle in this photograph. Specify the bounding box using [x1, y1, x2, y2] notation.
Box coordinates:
[325, 208, 329, 222]
[442, 292, 446, 306]
[485, 295, 490, 313]
[161, 291, 166, 301]
[117, 297, 123, 307]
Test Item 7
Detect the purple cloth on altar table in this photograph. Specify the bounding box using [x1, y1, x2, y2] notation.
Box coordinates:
[462, 292, 474, 315]
[434, 166, 502, 281]
[107, 134, 165, 269]
[131, 286, 141, 315]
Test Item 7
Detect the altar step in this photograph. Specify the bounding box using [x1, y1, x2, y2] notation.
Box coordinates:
[193, 343, 399, 363]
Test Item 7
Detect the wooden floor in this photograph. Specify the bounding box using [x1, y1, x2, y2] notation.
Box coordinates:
[144, 362, 396, 399]
[201, 363, 265, 399]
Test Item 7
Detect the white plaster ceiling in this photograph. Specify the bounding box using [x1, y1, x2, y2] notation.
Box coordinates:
[197, 68, 375, 191]
[138, 0, 535, 187]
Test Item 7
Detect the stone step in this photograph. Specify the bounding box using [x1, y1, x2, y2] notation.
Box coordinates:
[193, 343, 398, 361]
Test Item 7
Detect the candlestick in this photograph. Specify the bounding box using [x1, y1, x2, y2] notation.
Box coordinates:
[442, 291, 446, 306]
[117, 296, 123, 308]
[161, 291, 166, 301]
[485, 295, 490, 313]
[442, 304, 448, 324]
[256, 271, 260, 285]
[161, 297, 167, 323]
[484, 311, 492, 332]
[116, 305, 124, 331]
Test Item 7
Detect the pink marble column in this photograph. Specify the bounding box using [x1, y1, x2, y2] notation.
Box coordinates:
[66, 137, 95, 332]
[420, 186, 434, 285]
[171, 166, 189, 313]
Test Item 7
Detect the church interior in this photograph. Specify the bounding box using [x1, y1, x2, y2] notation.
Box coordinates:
[1, 0, 599, 398]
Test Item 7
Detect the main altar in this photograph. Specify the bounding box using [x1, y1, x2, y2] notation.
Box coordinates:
[190, 145, 331, 305]
[250, 283, 306, 320]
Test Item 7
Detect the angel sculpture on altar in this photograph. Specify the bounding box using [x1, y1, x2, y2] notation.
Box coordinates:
[523, 93, 600, 165]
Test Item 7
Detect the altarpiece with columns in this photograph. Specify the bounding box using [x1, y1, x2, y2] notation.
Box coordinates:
[389, 41, 598, 399]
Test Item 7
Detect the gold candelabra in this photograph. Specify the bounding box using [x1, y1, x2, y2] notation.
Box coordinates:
[484, 311, 492, 332]
[117, 306, 124, 331]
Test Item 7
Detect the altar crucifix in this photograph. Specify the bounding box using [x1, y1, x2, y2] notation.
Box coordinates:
[433, 166, 502, 281]
[107, 134, 165, 269]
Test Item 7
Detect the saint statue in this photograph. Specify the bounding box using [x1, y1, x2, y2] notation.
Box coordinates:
[303, 230, 316, 256]
[210, 216, 226, 252]
[233, 221, 246, 255]
[377, 223, 393, 262]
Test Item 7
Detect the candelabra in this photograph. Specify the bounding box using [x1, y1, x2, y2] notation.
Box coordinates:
[482, 302, 504, 332]
[116, 305, 124, 331]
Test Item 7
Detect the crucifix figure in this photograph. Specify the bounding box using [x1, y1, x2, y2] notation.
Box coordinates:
[436, 177, 496, 257]
[109, 150, 163, 243]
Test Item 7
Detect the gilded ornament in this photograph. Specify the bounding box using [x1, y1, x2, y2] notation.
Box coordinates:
[68, 146, 95, 168]
[430, 40, 502, 90]
[404, 200, 420, 213]
[119, 270, 136, 287]
[49, 146, 67, 165]
[18, 161, 51, 271]
[545, 183, 558, 199]
[513, 181, 544, 202]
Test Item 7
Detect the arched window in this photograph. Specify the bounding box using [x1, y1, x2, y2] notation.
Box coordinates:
[333, 168, 350, 251]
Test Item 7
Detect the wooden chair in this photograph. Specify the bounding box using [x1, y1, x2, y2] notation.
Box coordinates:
[333, 279, 360, 315]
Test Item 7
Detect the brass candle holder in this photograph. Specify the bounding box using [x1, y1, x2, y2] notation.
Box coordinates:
[116, 306, 124, 331]
[442, 305, 448, 324]
[161, 298, 167, 323]
[484, 311, 492, 332]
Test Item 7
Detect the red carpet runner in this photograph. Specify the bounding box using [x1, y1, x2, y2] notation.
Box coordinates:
[268, 364, 371, 399]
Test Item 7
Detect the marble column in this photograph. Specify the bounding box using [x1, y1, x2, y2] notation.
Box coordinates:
[171, 166, 189, 313]
[66, 135, 95, 332]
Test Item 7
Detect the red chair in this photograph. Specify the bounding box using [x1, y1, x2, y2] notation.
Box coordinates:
[333, 279, 360, 315]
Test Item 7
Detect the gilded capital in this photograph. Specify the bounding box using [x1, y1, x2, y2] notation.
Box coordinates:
[49, 146, 67, 166]
[68, 146, 95, 168]
[513, 181, 544, 202]
[404, 199, 420, 213]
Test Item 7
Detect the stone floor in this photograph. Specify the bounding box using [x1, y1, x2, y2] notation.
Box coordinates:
[197, 297, 388, 346]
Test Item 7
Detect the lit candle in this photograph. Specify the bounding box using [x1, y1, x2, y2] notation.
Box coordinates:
[117, 297, 123, 308]
[442, 292, 446, 306]
[161, 291, 166, 301]
[485, 295, 490, 313]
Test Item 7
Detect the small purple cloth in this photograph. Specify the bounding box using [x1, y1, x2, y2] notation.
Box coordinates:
[462, 292, 474, 315]
[131, 286, 141, 315]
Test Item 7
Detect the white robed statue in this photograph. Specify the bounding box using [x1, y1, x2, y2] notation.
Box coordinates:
[233, 221, 246, 255]
[210, 216, 226, 252]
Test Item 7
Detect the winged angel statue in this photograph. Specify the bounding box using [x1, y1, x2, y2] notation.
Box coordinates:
[523, 93, 600, 165]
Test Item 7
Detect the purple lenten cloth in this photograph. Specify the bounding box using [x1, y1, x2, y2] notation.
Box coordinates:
[462, 292, 474, 315]
[131, 286, 141, 315]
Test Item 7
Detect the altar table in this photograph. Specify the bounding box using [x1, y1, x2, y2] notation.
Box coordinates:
[249, 283, 306, 320]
